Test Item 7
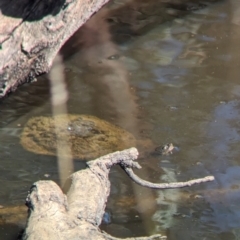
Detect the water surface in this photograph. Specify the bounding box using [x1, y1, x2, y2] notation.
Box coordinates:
[1, 0, 240, 239]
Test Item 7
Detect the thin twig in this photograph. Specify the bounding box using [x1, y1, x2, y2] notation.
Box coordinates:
[102, 231, 166, 240]
[122, 166, 215, 189]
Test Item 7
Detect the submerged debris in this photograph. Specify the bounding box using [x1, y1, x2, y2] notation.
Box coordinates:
[20, 114, 136, 160]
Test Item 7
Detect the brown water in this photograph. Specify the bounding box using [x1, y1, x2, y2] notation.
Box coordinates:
[1, 0, 240, 239]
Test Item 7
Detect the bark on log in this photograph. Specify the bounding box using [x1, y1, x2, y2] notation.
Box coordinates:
[0, 0, 109, 98]
[22, 147, 214, 240]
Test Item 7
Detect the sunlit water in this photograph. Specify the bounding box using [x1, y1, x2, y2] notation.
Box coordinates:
[1, 0, 240, 239]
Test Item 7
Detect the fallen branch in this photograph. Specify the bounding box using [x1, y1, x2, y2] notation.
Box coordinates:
[122, 166, 214, 189]
[22, 147, 214, 240]
[101, 231, 166, 240]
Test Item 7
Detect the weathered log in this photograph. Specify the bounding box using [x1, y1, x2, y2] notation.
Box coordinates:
[22, 147, 214, 240]
[0, 0, 110, 98]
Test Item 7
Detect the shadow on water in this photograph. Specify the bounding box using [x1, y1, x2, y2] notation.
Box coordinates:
[1, 0, 240, 239]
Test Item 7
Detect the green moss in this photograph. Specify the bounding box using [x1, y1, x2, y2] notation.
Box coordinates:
[20, 114, 136, 160]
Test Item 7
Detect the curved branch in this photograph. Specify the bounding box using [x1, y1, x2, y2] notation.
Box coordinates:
[102, 231, 166, 240]
[122, 165, 214, 189]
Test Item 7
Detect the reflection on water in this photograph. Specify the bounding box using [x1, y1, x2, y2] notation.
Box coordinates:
[1, 0, 240, 239]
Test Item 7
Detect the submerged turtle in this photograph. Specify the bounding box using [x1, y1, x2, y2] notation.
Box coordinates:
[154, 143, 176, 156]
[20, 114, 136, 160]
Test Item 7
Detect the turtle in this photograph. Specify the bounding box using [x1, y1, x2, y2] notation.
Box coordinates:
[154, 143, 176, 156]
[20, 114, 136, 160]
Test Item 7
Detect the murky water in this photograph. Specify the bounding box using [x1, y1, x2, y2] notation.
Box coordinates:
[1, 0, 240, 239]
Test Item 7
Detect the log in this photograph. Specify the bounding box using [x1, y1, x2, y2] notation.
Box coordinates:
[22, 147, 214, 240]
[0, 0, 109, 98]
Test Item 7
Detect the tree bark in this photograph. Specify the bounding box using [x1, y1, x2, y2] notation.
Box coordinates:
[22, 147, 214, 240]
[22, 148, 164, 240]
[0, 0, 109, 98]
